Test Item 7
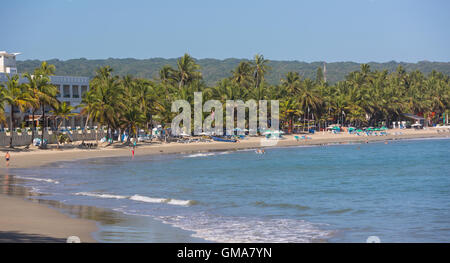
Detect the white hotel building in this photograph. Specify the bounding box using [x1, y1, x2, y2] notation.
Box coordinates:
[0, 51, 89, 129]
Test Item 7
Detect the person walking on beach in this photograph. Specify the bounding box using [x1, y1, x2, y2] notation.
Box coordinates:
[5, 152, 10, 167]
[131, 146, 135, 158]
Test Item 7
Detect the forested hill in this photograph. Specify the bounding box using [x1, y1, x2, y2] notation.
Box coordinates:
[16, 58, 450, 85]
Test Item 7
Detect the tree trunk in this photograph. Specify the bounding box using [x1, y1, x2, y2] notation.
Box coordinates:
[303, 113, 306, 132]
[56, 118, 63, 149]
[126, 127, 131, 145]
[40, 104, 46, 148]
[30, 110, 36, 146]
[106, 124, 110, 144]
[95, 124, 99, 145]
[82, 115, 90, 144]
[9, 104, 14, 148]
[288, 116, 293, 134]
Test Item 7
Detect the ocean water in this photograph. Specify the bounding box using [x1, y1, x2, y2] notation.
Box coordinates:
[8, 138, 450, 242]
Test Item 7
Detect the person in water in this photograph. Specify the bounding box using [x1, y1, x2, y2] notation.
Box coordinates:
[255, 149, 265, 154]
[5, 152, 10, 167]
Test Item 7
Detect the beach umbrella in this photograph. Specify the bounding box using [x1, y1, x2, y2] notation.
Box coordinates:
[356, 129, 363, 132]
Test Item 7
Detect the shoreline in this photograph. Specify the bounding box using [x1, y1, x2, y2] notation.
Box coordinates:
[1, 128, 449, 169]
[0, 129, 449, 243]
[0, 173, 210, 243]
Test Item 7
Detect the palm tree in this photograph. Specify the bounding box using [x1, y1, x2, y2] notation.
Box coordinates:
[252, 54, 270, 100]
[0, 84, 8, 129]
[298, 79, 322, 130]
[176, 53, 202, 89]
[23, 71, 54, 146]
[35, 62, 59, 148]
[231, 61, 253, 89]
[80, 89, 96, 143]
[120, 106, 146, 143]
[280, 98, 302, 133]
[88, 66, 124, 143]
[133, 78, 157, 131]
[346, 104, 367, 127]
[159, 65, 177, 96]
[3, 75, 33, 148]
[281, 72, 301, 95]
[37, 61, 56, 76]
[50, 102, 77, 148]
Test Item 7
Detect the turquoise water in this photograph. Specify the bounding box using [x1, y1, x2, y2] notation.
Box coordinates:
[9, 138, 450, 242]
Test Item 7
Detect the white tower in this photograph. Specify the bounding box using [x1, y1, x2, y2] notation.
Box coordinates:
[0, 51, 20, 74]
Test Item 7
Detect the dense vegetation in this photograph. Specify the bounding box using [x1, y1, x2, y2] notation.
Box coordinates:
[81, 53, 449, 136]
[17, 58, 450, 86]
[2, 54, 449, 147]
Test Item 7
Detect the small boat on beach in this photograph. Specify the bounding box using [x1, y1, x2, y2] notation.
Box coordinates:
[211, 136, 237, 142]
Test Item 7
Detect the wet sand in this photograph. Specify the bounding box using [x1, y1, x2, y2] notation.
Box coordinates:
[0, 128, 448, 243]
[0, 194, 97, 243]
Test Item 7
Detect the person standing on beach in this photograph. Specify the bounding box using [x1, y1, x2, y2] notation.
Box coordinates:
[131, 146, 135, 158]
[5, 152, 10, 167]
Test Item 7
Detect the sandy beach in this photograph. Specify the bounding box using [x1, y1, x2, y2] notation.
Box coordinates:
[0, 194, 97, 242]
[1, 128, 449, 169]
[0, 128, 449, 243]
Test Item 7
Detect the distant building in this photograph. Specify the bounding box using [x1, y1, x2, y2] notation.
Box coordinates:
[0, 51, 89, 129]
[0, 51, 20, 74]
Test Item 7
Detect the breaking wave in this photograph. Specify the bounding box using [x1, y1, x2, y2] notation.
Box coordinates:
[158, 213, 333, 243]
[15, 176, 60, 184]
[74, 192, 197, 206]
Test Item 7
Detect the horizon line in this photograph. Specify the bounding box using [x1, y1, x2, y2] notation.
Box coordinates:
[15, 56, 450, 64]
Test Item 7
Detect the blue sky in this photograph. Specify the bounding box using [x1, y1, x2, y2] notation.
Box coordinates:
[2, 0, 449, 62]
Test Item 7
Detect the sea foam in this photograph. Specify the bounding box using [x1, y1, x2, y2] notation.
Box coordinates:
[75, 192, 128, 199]
[74, 192, 196, 206]
[158, 213, 333, 243]
[15, 176, 60, 184]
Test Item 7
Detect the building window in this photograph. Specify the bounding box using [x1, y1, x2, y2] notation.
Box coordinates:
[55, 85, 61, 97]
[72, 85, 79, 98]
[81, 85, 88, 97]
[63, 85, 70, 98]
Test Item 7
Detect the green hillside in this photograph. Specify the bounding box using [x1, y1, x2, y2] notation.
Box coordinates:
[17, 58, 450, 85]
